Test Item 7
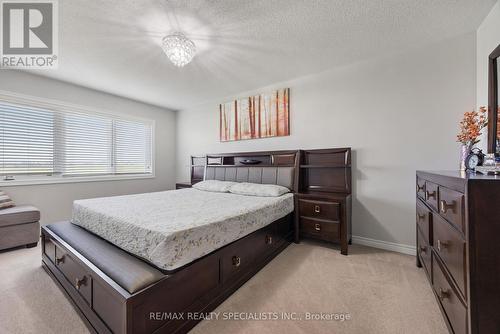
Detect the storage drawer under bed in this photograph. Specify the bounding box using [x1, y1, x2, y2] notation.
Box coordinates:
[43, 233, 126, 334]
[55, 244, 92, 305]
[221, 224, 277, 284]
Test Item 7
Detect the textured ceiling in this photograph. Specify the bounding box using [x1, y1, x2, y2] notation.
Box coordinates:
[29, 0, 496, 110]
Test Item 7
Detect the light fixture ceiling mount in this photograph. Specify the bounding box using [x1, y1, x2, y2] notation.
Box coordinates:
[161, 32, 196, 67]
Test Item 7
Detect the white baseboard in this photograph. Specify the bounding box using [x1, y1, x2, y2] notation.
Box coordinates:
[351, 235, 416, 256]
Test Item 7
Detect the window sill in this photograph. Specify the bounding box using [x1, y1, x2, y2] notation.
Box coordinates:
[0, 173, 155, 187]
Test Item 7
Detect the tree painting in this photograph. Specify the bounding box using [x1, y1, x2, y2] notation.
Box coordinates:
[220, 88, 289, 142]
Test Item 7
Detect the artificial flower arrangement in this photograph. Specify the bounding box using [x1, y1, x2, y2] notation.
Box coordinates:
[457, 106, 488, 170]
[457, 106, 488, 147]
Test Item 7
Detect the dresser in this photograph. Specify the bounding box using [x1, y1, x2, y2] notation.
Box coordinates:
[416, 171, 500, 334]
[295, 148, 352, 255]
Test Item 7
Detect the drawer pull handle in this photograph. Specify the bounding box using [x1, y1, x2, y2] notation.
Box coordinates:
[437, 239, 448, 252]
[314, 223, 321, 231]
[440, 200, 456, 214]
[314, 205, 321, 213]
[75, 276, 87, 290]
[265, 235, 273, 245]
[416, 213, 426, 221]
[55, 256, 65, 265]
[419, 246, 427, 254]
[426, 190, 436, 200]
[438, 288, 450, 300]
[232, 256, 241, 267]
[416, 184, 425, 192]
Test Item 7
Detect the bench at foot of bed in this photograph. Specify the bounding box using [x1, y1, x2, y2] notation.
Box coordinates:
[41, 216, 293, 334]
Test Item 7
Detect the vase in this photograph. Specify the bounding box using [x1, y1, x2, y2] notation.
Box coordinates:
[459, 144, 472, 171]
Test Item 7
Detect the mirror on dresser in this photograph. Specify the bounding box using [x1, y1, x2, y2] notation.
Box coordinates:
[488, 43, 500, 153]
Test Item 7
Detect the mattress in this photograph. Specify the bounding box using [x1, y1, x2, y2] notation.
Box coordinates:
[71, 188, 294, 271]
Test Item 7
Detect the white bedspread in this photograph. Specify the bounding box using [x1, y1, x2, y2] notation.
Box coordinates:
[71, 189, 294, 271]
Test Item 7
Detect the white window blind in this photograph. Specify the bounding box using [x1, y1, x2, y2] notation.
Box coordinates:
[57, 112, 113, 176]
[0, 102, 55, 174]
[0, 98, 154, 179]
[114, 119, 152, 174]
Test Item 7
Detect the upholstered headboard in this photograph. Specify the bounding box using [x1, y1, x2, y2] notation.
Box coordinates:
[190, 150, 300, 192]
[204, 166, 295, 190]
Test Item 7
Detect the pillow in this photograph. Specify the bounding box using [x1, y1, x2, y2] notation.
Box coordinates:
[229, 182, 290, 197]
[0, 191, 15, 209]
[192, 180, 238, 193]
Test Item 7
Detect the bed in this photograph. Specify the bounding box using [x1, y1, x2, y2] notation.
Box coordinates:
[41, 150, 300, 334]
[71, 188, 294, 271]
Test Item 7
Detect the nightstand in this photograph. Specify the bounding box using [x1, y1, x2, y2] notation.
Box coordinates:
[175, 182, 192, 189]
[294, 148, 352, 255]
[295, 193, 351, 255]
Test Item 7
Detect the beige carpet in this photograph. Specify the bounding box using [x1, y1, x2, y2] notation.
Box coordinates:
[0, 241, 448, 334]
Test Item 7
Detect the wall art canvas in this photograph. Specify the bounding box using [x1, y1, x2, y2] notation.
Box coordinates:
[219, 88, 289, 142]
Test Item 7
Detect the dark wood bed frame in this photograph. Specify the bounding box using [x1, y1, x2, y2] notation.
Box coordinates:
[41, 149, 351, 334]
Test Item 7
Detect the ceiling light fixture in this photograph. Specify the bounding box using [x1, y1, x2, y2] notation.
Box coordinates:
[161, 32, 196, 67]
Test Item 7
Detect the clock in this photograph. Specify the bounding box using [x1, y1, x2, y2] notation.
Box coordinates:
[465, 148, 485, 170]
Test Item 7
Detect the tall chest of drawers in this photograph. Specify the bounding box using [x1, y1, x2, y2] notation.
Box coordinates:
[416, 171, 500, 334]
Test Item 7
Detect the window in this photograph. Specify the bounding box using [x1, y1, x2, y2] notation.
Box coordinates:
[0, 93, 154, 185]
[0, 102, 55, 175]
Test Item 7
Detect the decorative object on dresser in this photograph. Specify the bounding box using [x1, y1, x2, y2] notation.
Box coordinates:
[295, 148, 352, 255]
[475, 165, 500, 176]
[219, 88, 290, 142]
[463, 148, 485, 171]
[475, 153, 500, 175]
[416, 171, 500, 334]
[175, 182, 192, 189]
[487, 43, 500, 154]
[456, 107, 488, 171]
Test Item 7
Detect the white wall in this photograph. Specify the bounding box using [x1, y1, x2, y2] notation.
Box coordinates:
[0, 71, 177, 224]
[176, 33, 476, 247]
[477, 0, 500, 150]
